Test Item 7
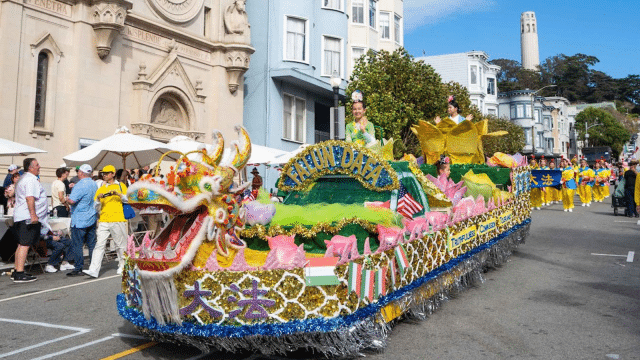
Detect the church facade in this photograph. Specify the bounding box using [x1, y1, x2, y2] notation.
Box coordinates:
[0, 0, 253, 180]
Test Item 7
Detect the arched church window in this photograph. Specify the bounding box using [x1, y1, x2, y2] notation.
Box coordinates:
[521, 24, 524, 33]
[34, 51, 49, 127]
[532, 24, 536, 33]
[527, 24, 530, 32]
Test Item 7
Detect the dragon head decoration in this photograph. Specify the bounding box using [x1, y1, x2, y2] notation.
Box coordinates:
[126, 126, 251, 277]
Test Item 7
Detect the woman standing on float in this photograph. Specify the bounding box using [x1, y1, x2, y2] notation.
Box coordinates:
[435, 96, 474, 125]
[560, 158, 577, 212]
[345, 90, 376, 147]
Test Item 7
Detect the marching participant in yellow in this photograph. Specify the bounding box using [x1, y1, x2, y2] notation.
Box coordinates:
[560, 158, 577, 212]
[601, 157, 612, 198]
[529, 158, 543, 210]
[593, 160, 607, 202]
[578, 158, 595, 206]
[548, 160, 562, 203]
[539, 156, 550, 206]
[572, 156, 582, 200]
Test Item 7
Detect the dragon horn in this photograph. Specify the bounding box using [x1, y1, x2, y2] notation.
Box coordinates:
[205, 131, 225, 167]
[230, 126, 251, 170]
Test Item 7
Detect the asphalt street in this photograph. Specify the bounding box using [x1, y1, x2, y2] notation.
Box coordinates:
[0, 196, 638, 360]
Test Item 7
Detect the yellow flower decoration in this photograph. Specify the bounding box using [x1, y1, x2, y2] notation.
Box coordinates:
[411, 119, 507, 165]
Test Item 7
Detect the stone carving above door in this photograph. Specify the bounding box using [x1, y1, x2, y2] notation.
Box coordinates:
[145, 0, 204, 24]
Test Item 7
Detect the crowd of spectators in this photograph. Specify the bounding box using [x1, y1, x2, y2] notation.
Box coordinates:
[0, 160, 152, 283]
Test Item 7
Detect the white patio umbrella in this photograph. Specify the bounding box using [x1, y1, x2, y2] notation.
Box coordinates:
[63, 126, 177, 170]
[247, 145, 288, 165]
[0, 138, 47, 156]
[270, 144, 310, 165]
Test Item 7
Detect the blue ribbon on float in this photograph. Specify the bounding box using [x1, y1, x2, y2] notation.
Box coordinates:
[118, 218, 531, 338]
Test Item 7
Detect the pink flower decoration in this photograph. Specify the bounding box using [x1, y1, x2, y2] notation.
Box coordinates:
[324, 235, 357, 256]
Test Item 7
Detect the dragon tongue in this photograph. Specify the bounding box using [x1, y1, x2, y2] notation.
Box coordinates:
[168, 216, 189, 247]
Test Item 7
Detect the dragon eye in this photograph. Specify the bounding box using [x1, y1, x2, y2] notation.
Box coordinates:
[204, 183, 212, 192]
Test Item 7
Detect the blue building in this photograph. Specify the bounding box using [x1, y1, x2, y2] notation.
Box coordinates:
[243, 0, 348, 189]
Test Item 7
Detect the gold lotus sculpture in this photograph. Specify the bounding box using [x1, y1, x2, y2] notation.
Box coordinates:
[411, 118, 507, 165]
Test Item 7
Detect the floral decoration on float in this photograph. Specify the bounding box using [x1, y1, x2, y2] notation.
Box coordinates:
[118, 125, 533, 357]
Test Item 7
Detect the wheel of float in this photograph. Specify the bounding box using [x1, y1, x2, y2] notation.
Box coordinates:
[614, 207, 618, 216]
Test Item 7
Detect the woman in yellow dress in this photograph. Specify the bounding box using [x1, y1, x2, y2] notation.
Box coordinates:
[592, 160, 607, 202]
[560, 158, 577, 212]
[538, 156, 550, 206]
[548, 160, 562, 204]
[577, 158, 595, 206]
[529, 158, 543, 210]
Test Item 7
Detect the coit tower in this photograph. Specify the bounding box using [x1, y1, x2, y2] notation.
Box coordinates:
[520, 11, 540, 70]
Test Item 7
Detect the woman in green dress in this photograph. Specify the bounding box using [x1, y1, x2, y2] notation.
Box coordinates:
[345, 90, 376, 147]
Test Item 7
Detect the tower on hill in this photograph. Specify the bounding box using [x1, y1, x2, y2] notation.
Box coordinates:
[520, 11, 540, 71]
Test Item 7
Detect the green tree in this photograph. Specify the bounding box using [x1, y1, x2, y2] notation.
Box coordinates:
[482, 115, 526, 156]
[346, 49, 446, 157]
[575, 107, 631, 158]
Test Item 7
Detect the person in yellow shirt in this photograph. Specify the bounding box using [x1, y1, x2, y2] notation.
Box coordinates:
[548, 160, 562, 204]
[592, 160, 607, 202]
[529, 159, 542, 210]
[560, 158, 577, 212]
[538, 156, 550, 206]
[577, 158, 595, 206]
[83, 165, 129, 278]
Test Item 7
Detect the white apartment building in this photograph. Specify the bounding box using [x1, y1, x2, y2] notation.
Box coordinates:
[347, 0, 404, 77]
[498, 91, 573, 159]
[416, 51, 500, 115]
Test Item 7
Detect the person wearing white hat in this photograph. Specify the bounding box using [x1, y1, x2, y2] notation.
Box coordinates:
[3, 164, 21, 188]
[65, 164, 98, 276]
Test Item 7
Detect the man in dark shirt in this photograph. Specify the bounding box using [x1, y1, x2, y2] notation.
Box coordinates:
[623, 160, 638, 217]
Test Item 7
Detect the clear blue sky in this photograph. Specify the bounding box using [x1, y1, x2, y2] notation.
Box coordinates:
[403, 0, 639, 79]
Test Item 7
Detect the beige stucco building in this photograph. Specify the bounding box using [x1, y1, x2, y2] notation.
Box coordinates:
[0, 0, 253, 181]
[347, 0, 403, 77]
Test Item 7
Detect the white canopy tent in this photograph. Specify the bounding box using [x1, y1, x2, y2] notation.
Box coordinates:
[0, 138, 47, 157]
[63, 127, 176, 171]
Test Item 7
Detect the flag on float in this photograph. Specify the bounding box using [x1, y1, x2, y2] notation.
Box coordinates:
[394, 244, 409, 277]
[348, 262, 362, 296]
[242, 188, 255, 202]
[389, 260, 397, 289]
[361, 268, 375, 301]
[396, 184, 423, 218]
[375, 267, 387, 298]
[305, 257, 340, 286]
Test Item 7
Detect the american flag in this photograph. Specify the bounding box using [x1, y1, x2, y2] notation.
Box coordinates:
[396, 184, 423, 219]
[243, 188, 256, 202]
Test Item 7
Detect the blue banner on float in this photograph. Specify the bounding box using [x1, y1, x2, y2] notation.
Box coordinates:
[530, 170, 562, 188]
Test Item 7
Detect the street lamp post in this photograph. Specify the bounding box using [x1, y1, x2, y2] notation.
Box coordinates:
[330, 71, 342, 140]
[583, 119, 602, 149]
[529, 84, 557, 157]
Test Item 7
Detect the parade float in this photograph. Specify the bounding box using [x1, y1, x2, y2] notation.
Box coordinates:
[118, 122, 532, 356]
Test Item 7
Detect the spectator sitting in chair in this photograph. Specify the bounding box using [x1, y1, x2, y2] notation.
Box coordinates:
[42, 224, 75, 273]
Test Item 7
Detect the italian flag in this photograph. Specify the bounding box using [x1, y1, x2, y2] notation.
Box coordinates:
[394, 244, 409, 278]
[375, 267, 387, 298]
[361, 268, 375, 302]
[389, 260, 397, 289]
[305, 257, 340, 286]
[348, 262, 363, 296]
